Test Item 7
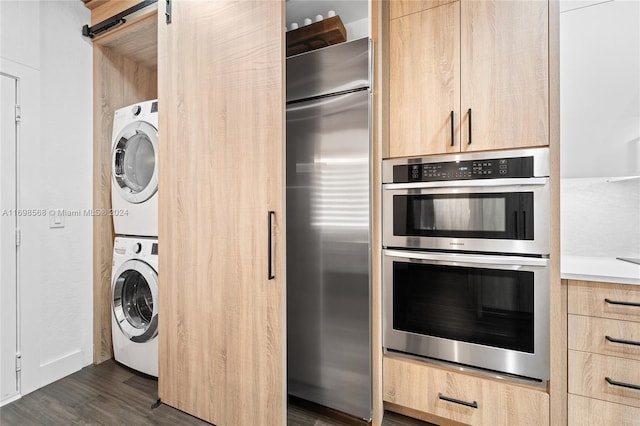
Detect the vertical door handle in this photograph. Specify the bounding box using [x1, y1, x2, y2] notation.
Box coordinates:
[268, 211, 275, 280]
[450, 111, 455, 147]
[165, 0, 172, 24]
[467, 108, 472, 145]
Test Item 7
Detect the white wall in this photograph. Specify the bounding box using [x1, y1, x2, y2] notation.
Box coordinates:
[560, 0, 640, 178]
[561, 178, 640, 257]
[0, 0, 93, 397]
[560, 0, 640, 259]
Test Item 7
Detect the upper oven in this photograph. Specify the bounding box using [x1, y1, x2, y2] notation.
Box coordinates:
[383, 148, 550, 255]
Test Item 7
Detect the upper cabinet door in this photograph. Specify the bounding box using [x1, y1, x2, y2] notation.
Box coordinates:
[389, 1, 460, 158]
[460, 0, 549, 152]
[390, 0, 458, 20]
[157, 1, 285, 425]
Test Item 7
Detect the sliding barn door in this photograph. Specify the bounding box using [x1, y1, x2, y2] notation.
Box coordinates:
[157, 1, 285, 424]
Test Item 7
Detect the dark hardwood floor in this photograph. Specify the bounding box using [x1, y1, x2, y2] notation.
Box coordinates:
[0, 360, 432, 426]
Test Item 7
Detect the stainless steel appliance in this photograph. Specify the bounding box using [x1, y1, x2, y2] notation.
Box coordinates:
[383, 148, 550, 255]
[382, 148, 551, 382]
[286, 38, 372, 420]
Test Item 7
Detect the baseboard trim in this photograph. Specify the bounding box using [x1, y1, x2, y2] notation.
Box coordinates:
[1, 393, 21, 407]
[39, 349, 84, 388]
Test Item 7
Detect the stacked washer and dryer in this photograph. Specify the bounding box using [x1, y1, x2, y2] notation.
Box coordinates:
[110, 100, 159, 377]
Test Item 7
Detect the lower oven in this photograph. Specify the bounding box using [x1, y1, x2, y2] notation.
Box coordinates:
[383, 249, 549, 382]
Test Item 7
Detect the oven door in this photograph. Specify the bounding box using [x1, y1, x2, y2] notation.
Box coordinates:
[383, 249, 549, 381]
[383, 178, 549, 254]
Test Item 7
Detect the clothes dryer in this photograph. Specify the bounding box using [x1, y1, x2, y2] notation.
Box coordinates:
[111, 236, 158, 376]
[111, 100, 158, 237]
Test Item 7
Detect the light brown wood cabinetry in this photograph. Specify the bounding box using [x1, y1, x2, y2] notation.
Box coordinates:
[90, 6, 158, 365]
[389, 0, 457, 20]
[157, 1, 285, 425]
[89, 1, 285, 424]
[387, 0, 550, 158]
[568, 280, 640, 425]
[568, 394, 640, 426]
[383, 355, 549, 426]
[389, 1, 459, 158]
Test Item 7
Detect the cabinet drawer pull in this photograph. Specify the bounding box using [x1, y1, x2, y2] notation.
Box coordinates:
[605, 335, 640, 347]
[605, 298, 640, 308]
[605, 377, 640, 391]
[450, 111, 455, 147]
[438, 393, 478, 409]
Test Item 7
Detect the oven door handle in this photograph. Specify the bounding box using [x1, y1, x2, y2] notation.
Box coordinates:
[383, 177, 549, 190]
[383, 249, 550, 268]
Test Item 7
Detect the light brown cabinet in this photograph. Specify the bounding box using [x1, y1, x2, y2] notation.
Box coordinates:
[389, 1, 460, 158]
[568, 280, 640, 425]
[89, 1, 286, 424]
[157, 1, 285, 425]
[387, 0, 550, 158]
[383, 355, 549, 426]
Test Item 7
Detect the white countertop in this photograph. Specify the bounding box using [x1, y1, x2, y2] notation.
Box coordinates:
[562, 255, 640, 285]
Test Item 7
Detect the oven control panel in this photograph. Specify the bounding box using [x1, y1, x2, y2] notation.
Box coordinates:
[393, 156, 535, 183]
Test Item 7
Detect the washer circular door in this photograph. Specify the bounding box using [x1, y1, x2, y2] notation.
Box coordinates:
[112, 259, 158, 343]
[112, 121, 158, 204]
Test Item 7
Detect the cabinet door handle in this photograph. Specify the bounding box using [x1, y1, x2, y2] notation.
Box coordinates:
[605, 335, 640, 347]
[165, 0, 172, 24]
[467, 108, 472, 145]
[605, 377, 640, 391]
[605, 298, 640, 308]
[438, 393, 478, 409]
[268, 211, 275, 280]
[450, 111, 455, 147]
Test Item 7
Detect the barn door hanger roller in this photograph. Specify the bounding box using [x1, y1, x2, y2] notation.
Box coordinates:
[82, 0, 158, 39]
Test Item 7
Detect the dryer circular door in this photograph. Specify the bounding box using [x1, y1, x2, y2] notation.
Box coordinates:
[112, 121, 158, 204]
[112, 259, 158, 343]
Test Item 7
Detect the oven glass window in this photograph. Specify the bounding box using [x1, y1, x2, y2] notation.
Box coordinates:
[393, 193, 533, 240]
[393, 262, 534, 353]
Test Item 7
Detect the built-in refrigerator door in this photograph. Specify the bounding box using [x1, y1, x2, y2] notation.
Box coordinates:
[286, 88, 372, 420]
[286, 37, 370, 102]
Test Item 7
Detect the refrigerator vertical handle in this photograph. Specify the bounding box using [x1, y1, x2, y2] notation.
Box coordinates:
[268, 211, 275, 280]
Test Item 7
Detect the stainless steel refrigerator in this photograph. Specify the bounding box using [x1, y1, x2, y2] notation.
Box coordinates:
[286, 38, 372, 421]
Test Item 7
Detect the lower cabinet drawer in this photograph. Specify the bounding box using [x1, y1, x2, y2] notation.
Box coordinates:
[383, 355, 549, 426]
[568, 280, 640, 322]
[569, 350, 640, 408]
[569, 394, 640, 426]
[569, 314, 640, 361]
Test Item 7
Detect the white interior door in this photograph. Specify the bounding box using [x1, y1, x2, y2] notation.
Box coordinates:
[0, 72, 19, 404]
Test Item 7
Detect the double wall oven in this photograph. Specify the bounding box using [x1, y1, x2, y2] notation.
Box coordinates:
[382, 148, 550, 382]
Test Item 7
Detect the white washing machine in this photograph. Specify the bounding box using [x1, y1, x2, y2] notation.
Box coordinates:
[111, 100, 158, 237]
[111, 236, 158, 377]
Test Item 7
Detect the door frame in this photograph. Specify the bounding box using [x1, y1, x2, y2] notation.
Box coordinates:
[0, 71, 21, 406]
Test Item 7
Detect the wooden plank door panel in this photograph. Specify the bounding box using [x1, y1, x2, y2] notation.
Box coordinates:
[157, 1, 285, 425]
[461, 0, 549, 152]
[389, 1, 460, 158]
